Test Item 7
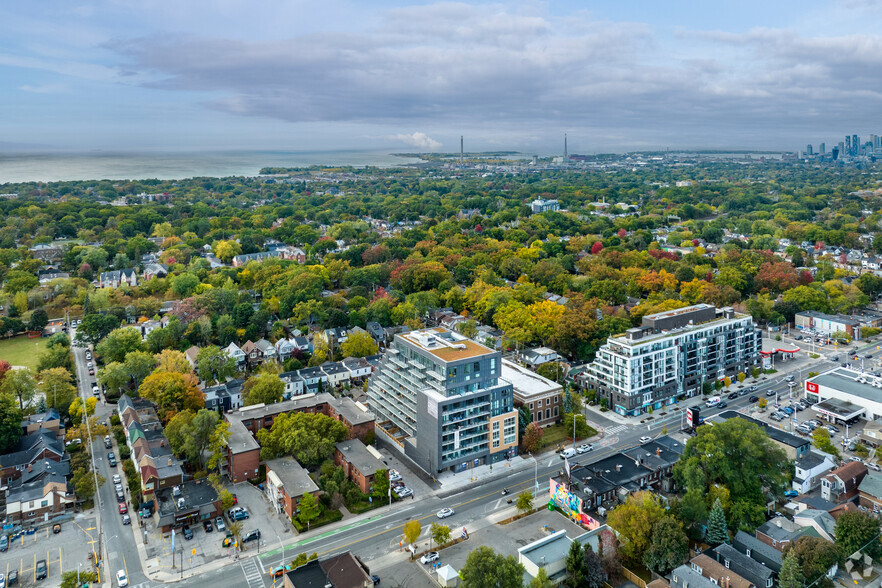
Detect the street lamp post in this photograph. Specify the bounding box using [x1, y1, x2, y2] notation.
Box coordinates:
[572, 413, 584, 449]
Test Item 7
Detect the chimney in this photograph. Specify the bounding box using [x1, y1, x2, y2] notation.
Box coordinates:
[27, 464, 32, 472]
[616, 464, 621, 472]
[656, 448, 662, 456]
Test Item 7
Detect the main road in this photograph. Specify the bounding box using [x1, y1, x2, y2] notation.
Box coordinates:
[70, 332, 147, 588]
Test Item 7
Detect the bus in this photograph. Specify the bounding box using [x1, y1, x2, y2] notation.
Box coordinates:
[705, 396, 721, 408]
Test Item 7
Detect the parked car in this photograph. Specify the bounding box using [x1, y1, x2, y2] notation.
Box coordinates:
[183, 525, 193, 540]
[577, 444, 593, 454]
[203, 520, 213, 532]
[388, 470, 402, 482]
[107, 451, 115, 461]
[420, 552, 439, 564]
[7, 569, 17, 586]
[0, 535, 7, 552]
[85, 351, 92, 360]
[118, 502, 127, 514]
[784, 490, 799, 497]
[113, 474, 121, 485]
[869, 463, 882, 472]
[122, 514, 131, 525]
[242, 529, 261, 543]
[827, 425, 840, 433]
[116, 569, 128, 587]
[436, 508, 455, 519]
[229, 508, 249, 521]
[396, 487, 413, 498]
[215, 517, 226, 531]
[36, 560, 47, 581]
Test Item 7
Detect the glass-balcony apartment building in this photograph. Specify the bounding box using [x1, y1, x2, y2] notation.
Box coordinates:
[368, 328, 518, 474]
[587, 304, 761, 417]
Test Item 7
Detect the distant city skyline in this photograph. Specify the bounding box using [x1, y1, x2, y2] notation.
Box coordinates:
[4, 1, 882, 154]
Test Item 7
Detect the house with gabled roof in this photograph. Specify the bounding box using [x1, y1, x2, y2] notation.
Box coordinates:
[98, 268, 138, 288]
[223, 342, 246, 369]
[821, 461, 868, 502]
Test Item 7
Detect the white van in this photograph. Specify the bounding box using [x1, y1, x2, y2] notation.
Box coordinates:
[560, 448, 577, 459]
[705, 396, 721, 408]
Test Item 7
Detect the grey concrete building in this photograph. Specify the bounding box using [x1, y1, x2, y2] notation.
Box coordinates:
[587, 304, 761, 416]
[367, 328, 518, 475]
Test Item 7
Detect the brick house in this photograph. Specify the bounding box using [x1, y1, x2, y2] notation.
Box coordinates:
[334, 440, 385, 494]
[0, 430, 65, 486]
[328, 397, 375, 441]
[266, 457, 320, 519]
[223, 394, 372, 483]
[5, 472, 74, 523]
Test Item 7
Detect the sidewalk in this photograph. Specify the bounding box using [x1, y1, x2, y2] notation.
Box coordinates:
[434, 456, 537, 496]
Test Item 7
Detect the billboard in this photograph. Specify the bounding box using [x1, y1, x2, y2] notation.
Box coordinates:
[549, 478, 600, 530]
[687, 406, 700, 428]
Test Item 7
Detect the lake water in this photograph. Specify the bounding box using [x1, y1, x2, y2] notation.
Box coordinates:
[0, 150, 423, 183]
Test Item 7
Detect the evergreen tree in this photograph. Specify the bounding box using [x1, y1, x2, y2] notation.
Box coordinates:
[706, 498, 729, 545]
[778, 551, 805, 588]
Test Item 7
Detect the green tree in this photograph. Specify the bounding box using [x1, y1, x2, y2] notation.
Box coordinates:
[39, 367, 77, 415]
[566, 540, 587, 588]
[372, 469, 390, 500]
[528, 567, 553, 588]
[339, 331, 379, 358]
[214, 240, 242, 264]
[164, 410, 195, 457]
[783, 536, 844, 586]
[123, 350, 157, 388]
[778, 551, 806, 588]
[59, 569, 99, 588]
[257, 412, 348, 466]
[606, 491, 666, 564]
[243, 372, 284, 405]
[195, 345, 237, 385]
[643, 516, 689, 574]
[207, 421, 231, 472]
[834, 510, 882, 559]
[460, 545, 525, 588]
[674, 418, 788, 506]
[0, 367, 36, 410]
[0, 392, 22, 452]
[430, 522, 451, 548]
[516, 490, 534, 516]
[36, 343, 73, 372]
[812, 427, 840, 459]
[706, 497, 729, 545]
[170, 272, 200, 297]
[298, 491, 321, 530]
[74, 313, 121, 346]
[403, 520, 421, 545]
[72, 468, 105, 500]
[95, 327, 144, 364]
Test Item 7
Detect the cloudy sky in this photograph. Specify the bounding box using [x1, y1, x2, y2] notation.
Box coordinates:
[3, 0, 882, 154]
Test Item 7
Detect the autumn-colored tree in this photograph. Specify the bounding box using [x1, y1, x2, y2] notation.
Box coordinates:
[590, 241, 604, 255]
[139, 371, 204, 419]
[522, 422, 544, 453]
[154, 349, 193, 374]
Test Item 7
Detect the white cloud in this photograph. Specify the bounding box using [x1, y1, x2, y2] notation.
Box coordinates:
[19, 83, 67, 93]
[390, 132, 442, 150]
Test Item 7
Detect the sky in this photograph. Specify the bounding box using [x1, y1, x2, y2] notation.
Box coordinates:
[3, 0, 882, 154]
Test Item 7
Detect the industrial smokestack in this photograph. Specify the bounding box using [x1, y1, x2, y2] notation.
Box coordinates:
[460, 136, 464, 166]
[564, 133, 568, 163]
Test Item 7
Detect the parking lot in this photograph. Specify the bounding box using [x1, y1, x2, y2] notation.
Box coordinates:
[140, 479, 294, 573]
[0, 514, 98, 586]
[407, 508, 585, 586]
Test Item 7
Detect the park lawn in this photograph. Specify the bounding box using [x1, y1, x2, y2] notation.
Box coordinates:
[0, 335, 48, 370]
[537, 422, 598, 452]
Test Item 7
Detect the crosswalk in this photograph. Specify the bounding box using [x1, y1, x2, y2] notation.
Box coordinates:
[240, 556, 265, 588]
[605, 424, 629, 434]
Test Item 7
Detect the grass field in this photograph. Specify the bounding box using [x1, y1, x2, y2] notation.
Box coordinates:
[0, 335, 48, 370]
[537, 422, 599, 452]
